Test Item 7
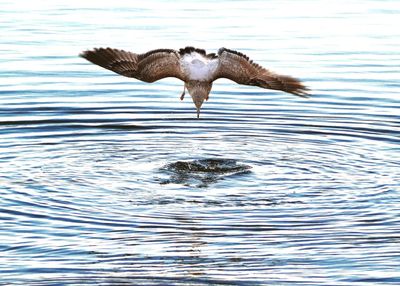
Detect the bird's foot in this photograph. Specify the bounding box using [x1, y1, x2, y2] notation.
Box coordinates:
[180, 85, 186, 100]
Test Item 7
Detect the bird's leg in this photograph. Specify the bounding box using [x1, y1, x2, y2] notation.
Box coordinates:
[180, 85, 186, 100]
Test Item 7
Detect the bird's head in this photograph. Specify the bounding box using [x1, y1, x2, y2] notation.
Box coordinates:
[185, 81, 212, 118]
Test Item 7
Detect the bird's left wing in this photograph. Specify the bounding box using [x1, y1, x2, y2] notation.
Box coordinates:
[80, 48, 184, 82]
[212, 48, 309, 97]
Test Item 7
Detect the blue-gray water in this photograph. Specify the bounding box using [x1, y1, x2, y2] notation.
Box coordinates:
[1, 1, 400, 285]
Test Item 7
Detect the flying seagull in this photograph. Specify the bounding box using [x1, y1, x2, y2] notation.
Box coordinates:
[80, 46, 309, 118]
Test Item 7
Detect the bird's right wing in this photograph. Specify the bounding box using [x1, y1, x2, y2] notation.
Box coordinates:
[80, 48, 184, 82]
[212, 48, 309, 97]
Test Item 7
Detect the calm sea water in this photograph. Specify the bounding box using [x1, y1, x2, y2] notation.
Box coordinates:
[1, 1, 400, 285]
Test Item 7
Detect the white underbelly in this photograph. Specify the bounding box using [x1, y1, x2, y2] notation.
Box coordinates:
[180, 52, 218, 81]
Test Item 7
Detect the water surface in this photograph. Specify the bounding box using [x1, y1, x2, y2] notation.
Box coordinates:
[1, 1, 400, 285]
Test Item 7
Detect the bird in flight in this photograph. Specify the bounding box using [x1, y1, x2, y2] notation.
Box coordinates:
[80, 46, 309, 118]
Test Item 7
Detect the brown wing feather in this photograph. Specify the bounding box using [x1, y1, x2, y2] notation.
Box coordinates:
[80, 48, 184, 82]
[213, 48, 309, 97]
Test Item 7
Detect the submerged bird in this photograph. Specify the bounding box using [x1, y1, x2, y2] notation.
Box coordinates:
[80, 46, 308, 118]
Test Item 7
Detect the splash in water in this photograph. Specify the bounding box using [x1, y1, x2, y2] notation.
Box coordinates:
[160, 159, 252, 187]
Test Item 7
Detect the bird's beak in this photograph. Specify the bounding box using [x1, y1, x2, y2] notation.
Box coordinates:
[192, 95, 205, 119]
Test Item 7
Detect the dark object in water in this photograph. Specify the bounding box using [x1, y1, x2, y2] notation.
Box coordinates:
[160, 158, 252, 187]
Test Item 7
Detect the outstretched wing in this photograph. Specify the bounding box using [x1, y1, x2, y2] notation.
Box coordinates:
[212, 48, 309, 97]
[80, 48, 184, 82]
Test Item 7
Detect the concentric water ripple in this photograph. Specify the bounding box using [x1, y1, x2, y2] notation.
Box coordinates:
[1, 0, 400, 285]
